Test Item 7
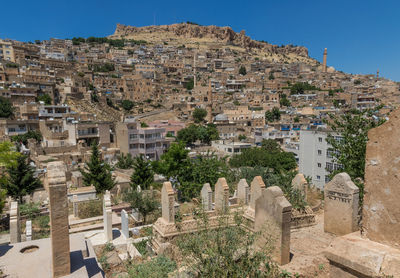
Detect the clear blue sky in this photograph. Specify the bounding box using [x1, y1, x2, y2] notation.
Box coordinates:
[2, 0, 399, 81]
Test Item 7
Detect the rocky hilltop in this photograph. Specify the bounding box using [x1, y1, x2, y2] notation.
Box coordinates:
[110, 23, 311, 60]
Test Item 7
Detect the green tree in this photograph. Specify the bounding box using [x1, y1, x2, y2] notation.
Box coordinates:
[3, 155, 41, 203]
[141, 122, 149, 128]
[260, 139, 280, 152]
[192, 108, 207, 123]
[0, 185, 6, 214]
[288, 82, 320, 95]
[324, 107, 385, 201]
[80, 143, 115, 193]
[185, 78, 194, 91]
[0, 96, 14, 118]
[177, 124, 219, 146]
[121, 100, 134, 111]
[152, 142, 190, 180]
[116, 153, 135, 169]
[130, 155, 154, 190]
[177, 153, 233, 201]
[268, 72, 275, 80]
[36, 94, 52, 105]
[279, 94, 291, 107]
[229, 146, 296, 173]
[265, 107, 281, 123]
[123, 189, 159, 224]
[0, 141, 20, 167]
[238, 134, 247, 141]
[239, 65, 247, 75]
[11, 130, 42, 145]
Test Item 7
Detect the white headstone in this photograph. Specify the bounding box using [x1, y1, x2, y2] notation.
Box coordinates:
[237, 179, 250, 205]
[26, 220, 32, 241]
[103, 192, 112, 241]
[121, 209, 129, 239]
[201, 183, 213, 211]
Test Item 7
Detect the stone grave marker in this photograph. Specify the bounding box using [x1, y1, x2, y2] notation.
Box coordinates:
[237, 179, 250, 205]
[9, 201, 20, 244]
[214, 178, 229, 211]
[103, 191, 112, 241]
[161, 182, 175, 223]
[121, 209, 129, 239]
[46, 161, 71, 278]
[201, 183, 213, 211]
[324, 172, 359, 236]
[255, 186, 292, 265]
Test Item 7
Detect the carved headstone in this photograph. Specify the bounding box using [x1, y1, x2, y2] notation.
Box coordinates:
[237, 179, 250, 205]
[255, 186, 292, 265]
[72, 194, 78, 217]
[103, 191, 112, 242]
[201, 183, 213, 211]
[71, 171, 83, 187]
[26, 220, 32, 241]
[291, 173, 308, 199]
[324, 173, 359, 236]
[250, 176, 266, 210]
[9, 201, 20, 243]
[161, 182, 175, 223]
[121, 209, 129, 239]
[214, 178, 229, 211]
[46, 161, 71, 278]
[363, 110, 400, 247]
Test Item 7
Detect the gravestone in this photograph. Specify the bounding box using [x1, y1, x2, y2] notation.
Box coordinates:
[161, 182, 175, 223]
[250, 176, 266, 210]
[9, 201, 20, 244]
[103, 191, 112, 242]
[214, 178, 229, 211]
[237, 179, 250, 205]
[255, 186, 292, 265]
[26, 220, 32, 241]
[121, 209, 129, 239]
[71, 171, 83, 187]
[46, 161, 71, 278]
[324, 173, 359, 236]
[363, 110, 400, 246]
[291, 173, 308, 199]
[72, 194, 78, 217]
[10, 202, 21, 243]
[201, 183, 213, 211]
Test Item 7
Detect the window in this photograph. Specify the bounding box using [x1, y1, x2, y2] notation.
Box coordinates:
[325, 176, 331, 183]
[317, 150, 322, 155]
[316, 175, 321, 180]
[317, 163, 322, 168]
[318, 137, 323, 143]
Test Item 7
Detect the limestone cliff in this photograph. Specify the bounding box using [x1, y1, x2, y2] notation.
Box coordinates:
[110, 23, 310, 58]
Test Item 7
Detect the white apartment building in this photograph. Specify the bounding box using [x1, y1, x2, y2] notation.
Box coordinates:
[299, 128, 342, 189]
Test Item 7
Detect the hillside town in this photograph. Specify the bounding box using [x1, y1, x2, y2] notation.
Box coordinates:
[0, 22, 400, 278]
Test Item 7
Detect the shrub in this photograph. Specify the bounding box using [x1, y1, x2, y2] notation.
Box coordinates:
[128, 256, 176, 278]
[77, 200, 102, 219]
[20, 202, 40, 218]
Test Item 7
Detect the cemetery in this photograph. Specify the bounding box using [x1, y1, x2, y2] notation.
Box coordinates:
[1, 110, 400, 277]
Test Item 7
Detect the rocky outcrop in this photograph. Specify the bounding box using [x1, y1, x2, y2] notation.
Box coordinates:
[111, 23, 309, 57]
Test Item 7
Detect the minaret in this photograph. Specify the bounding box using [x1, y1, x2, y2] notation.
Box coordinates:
[207, 79, 212, 123]
[376, 69, 379, 79]
[323, 48, 327, 73]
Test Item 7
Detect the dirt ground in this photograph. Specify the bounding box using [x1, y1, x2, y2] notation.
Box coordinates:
[282, 211, 336, 277]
